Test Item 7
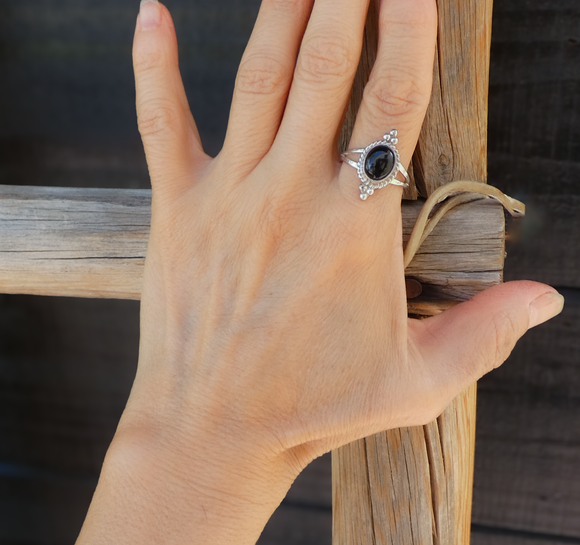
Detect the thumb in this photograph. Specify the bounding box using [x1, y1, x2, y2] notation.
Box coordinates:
[133, 0, 208, 196]
[411, 281, 565, 400]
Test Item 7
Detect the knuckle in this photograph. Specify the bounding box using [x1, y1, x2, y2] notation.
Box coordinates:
[266, 0, 306, 12]
[235, 55, 287, 98]
[386, 0, 438, 32]
[133, 47, 165, 74]
[257, 187, 311, 248]
[386, 14, 436, 36]
[137, 99, 182, 140]
[298, 36, 354, 85]
[261, 194, 297, 237]
[490, 311, 520, 369]
[364, 74, 428, 121]
[380, 0, 438, 41]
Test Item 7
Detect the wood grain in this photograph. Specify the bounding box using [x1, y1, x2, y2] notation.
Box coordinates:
[0, 470, 96, 545]
[469, 3, 580, 538]
[0, 186, 149, 299]
[502, 195, 580, 289]
[0, 185, 504, 306]
[471, 529, 577, 545]
[333, 0, 494, 543]
[258, 504, 332, 545]
[413, 0, 493, 196]
[0, 293, 140, 544]
[0, 295, 139, 476]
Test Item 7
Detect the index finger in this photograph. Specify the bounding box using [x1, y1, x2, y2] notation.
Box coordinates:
[133, 1, 208, 197]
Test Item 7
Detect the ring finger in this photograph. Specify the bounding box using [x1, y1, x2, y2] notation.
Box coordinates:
[339, 0, 438, 205]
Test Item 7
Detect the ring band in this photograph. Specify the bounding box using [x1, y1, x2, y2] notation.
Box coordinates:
[341, 130, 410, 201]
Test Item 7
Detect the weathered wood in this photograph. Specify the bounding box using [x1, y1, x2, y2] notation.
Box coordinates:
[489, 154, 580, 199]
[471, 530, 571, 545]
[488, 3, 580, 172]
[285, 454, 332, 510]
[333, 0, 494, 543]
[0, 295, 139, 476]
[471, 3, 580, 541]
[0, 470, 96, 545]
[502, 195, 580, 289]
[259, 504, 332, 545]
[333, 385, 478, 544]
[0, 293, 140, 544]
[0, 185, 504, 307]
[413, 0, 493, 196]
[0, 186, 149, 299]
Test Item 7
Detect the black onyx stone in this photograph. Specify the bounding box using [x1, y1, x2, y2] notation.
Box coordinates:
[364, 146, 395, 181]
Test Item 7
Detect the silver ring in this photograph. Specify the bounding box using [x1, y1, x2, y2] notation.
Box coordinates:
[341, 130, 410, 201]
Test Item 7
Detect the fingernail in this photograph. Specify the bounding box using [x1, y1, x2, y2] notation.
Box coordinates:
[139, 0, 161, 31]
[528, 292, 565, 329]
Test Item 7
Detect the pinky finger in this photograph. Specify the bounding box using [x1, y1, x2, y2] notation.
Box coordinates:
[133, 0, 209, 196]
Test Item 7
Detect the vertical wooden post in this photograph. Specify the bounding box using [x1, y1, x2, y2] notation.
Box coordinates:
[333, 0, 494, 543]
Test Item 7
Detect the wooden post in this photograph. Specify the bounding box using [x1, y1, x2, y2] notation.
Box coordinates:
[333, 0, 494, 543]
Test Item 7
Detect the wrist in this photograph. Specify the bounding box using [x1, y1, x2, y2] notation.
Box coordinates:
[77, 405, 301, 545]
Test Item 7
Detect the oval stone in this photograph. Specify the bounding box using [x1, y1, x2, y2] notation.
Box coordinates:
[364, 146, 395, 181]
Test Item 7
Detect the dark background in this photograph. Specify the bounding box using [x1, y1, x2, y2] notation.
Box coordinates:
[0, 1, 578, 543]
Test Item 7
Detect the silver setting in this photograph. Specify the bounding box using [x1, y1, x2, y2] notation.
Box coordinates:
[341, 130, 410, 201]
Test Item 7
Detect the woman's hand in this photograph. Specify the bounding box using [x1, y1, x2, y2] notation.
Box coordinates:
[77, 0, 564, 543]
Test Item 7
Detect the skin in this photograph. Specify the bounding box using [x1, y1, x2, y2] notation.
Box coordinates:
[76, 0, 564, 543]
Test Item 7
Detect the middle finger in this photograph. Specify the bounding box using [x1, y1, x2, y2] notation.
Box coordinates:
[272, 0, 371, 166]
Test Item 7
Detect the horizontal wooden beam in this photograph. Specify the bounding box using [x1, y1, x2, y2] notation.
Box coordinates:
[0, 185, 504, 315]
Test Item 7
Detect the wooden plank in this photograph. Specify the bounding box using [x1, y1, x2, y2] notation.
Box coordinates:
[488, 155, 580, 200]
[472, 290, 580, 537]
[259, 503, 331, 545]
[285, 454, 332, 510]
[0, 186, 149, 300]
[488, 4, 580, 169]
[0, 185, 505, 306]
[334, 385, 479, 544]
[0, 1, 258, 159]
[0, 473, 94, 545]
[503, 195, 580, 289]
[333, 0, 494, 543]
[471, 528, 580, 545]
[0, 295, 139, 475]
[469, 3, 580, 541]
[485, 0, 580, 290]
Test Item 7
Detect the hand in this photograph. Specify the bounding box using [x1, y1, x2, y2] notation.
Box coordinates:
[77, 0, 564, 543]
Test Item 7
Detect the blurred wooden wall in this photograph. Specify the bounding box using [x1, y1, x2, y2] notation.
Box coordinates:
[0, 1, 578, 544]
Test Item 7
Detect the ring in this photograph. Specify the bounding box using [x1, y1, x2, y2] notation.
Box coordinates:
[341, 130, 410, 201]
